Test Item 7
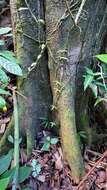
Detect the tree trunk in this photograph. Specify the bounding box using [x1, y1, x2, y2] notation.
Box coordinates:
[7, 0, 51, 155]
[75, 0, 107, 144]
[45, 0, 85, 183]
[45, 0, 107, 182]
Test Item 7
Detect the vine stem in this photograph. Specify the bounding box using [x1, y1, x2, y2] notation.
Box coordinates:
[75, 0, 86, 24]
[12, 89, 19, 190]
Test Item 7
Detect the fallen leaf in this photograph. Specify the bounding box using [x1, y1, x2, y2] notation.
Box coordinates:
[0, 123, 6, 134]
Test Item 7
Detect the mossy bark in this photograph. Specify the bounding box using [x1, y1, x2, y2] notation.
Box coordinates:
[75, 0, 107, 145]
[9, 0, 52, 155]
[45, 0, 84, 183]
[45, 0, 107, 182]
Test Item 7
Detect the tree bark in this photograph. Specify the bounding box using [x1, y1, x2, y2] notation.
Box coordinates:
[8, 0, 52, 155]
[45, 0, 107, 182]
[45, 0, 85, 183]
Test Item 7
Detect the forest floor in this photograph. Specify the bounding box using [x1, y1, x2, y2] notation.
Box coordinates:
[23, 130, 107, 190]
[0, 1, 107, 190]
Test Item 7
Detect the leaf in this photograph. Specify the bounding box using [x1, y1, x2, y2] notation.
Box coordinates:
[0, 123, 6, 134]
[84, 74, 94, 91]
[1, 167, 16, 182]
[0, 56, 22, 76]
[78, 131, 87, 139]
[89, 83, 98, 98]
[0, 177, 10, 190]
[32, 163, 41, 178]
[95, 54, 107, 63]
[19, 166, 31, 183]
[41, 142, 50, 151]
[0, 96, 6, 109]
[46, 136, 51, 141]
[85, 67, 94, 75]
[1, 166, 31, 185]
[94, 98, 107, 106]
[35, 164, 41, 174]
[8, 135, 14, 144]
[0, 150, 13, 175]
[0, 68, 9, 84]
[0, 40, 5, 46]
[0, 27, 12, 35]
[51, 138, 58, 145]
[0, 51, 19, 64]
[0, 88, 11, 96]
[31, 159, 37, 168]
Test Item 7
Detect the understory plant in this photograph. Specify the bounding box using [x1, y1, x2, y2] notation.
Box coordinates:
[0, 27, 31, 189]
[84, 54, 107, 106]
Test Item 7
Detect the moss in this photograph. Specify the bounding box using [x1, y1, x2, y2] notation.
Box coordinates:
[81, 114, 92, 146]
[58, 86, 84, 183]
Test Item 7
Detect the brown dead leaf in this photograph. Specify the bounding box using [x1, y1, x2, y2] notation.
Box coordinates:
[0, 117, 10, 125]
[54, 151, 63, 170]
[0, 123, 6, 134]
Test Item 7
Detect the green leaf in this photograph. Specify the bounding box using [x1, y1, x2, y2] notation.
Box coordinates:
[32, 163, 41, 178]
[0, 177, 10, 190]
[95, 54, 107, 64]
[19, 166, 31, 183]
[0, 68, 9, 84]
[41, 142, 50, 151]
[2, 166, 31, 185]
[0, 96, 6, 109]
[0, 150, 13, 175]
[84, 74, 94, 91]
[1, 167, 16, 182]
[8, 135, 14, 144]
[0, 51, 19, 64]
[94, 97, 107, 106]
[46, 136, 51, 142]
[85, 67, 94, 75]
[0, 40, 5, 46]
[0, 56, 22, 76]
[31, 159, 37, 168]
[0, 27, 12, 35]
[0, 88, 11, 96]
[78, 131, 87, 139]
[51, 138, 58, 145]
[89, 83, 98, 98]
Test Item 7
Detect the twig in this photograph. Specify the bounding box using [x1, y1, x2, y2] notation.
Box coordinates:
[64, 0, 76, 26]
[25, 0, 38, 23]
[76, 150, 107, 190]
[75, 0, 86, 24]
[7, 85, 27, 100]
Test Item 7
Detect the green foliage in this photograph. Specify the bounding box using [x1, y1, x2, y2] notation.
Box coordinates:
[1, 165, 31, 184]
[0, 27, 23, 112]
[0, 68, 9, 85]
[41, 136, 58, 151]
[40, 117, 56, 128]
[0, 150, 13, 175]
[0, 55, 22, 76]
[0, 96, 6, 109]
[95, 54, 107, 64]
[31, 159, 41, 178]
[0, 150, 31, 189]
[0, 177, 10, 190]
[84, 54, 107, 106]
[19, 166, 32, 183]
[0, 27, 12, 35]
